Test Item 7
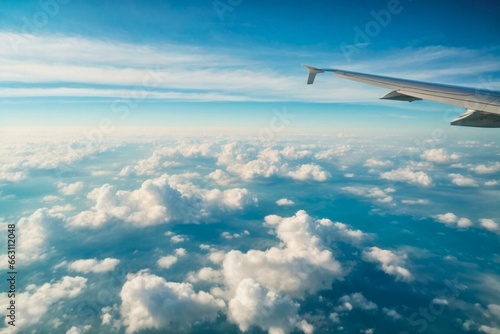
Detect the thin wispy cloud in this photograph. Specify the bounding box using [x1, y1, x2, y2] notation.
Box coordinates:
[1, 33, 499, 103]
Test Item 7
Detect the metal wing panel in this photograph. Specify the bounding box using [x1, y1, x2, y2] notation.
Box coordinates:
[304, 65, 500, 128]
[331, 70, 500, 114]
[451, 110, 500, 128]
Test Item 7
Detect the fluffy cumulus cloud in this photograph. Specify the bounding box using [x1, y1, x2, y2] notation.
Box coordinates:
[280, 146, 313, 160]
[479, 219, 499, 232]
[68, 258, 120, 273]
[120, 143, 217, 177]
[0, 276, 87, 330]
[364, 158, 392, 168]
[68, 174, 256, 228]
[188, 267, 224, 284]
[471, 162, 500, 174]
[314, 145, 350, 160]
[0, 140, 114, 183]
[58, 181, 84, 195]
[208, 169, 235, 186]
[380, 167, 432, 186]
[334, 293, 378, 312]
[120, 270, 225, 334]
[0, 165, 27, 182]
[217, 144, 330, 182]
[287, 164, 330, 181]
[0, 209, 64, 268]
[228, 278, 310, 334]
[362, 247, 413, 282]
[449, 173, 478, 187]
[342, 186, 395, 203]
[157, 248, 187, 269]
[276, 198, 295, 206]
[119, 141, 336, 184]
[434, 213, 473, 228]
[421, 149, 459, 163]
[222, 211, 344, 299]
[191, 210, 364, 333]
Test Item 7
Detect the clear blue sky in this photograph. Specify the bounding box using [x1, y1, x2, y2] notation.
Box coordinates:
[1, 0, 499, 134]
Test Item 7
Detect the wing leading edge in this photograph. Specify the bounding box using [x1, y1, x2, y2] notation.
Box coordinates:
[304, 65, 500, 128]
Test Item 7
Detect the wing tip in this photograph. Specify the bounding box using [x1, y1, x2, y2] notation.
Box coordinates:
[303, 64, 325, 85]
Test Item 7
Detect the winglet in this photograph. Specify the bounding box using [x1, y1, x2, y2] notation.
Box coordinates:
[303, 65, 325, 84]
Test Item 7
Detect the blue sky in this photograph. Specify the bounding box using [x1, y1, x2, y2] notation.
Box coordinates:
[1, 2, 500, 334]
[0, 0, 499, 135]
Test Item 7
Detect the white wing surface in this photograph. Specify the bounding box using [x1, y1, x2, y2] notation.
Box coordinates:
[304, 65, 500, 128]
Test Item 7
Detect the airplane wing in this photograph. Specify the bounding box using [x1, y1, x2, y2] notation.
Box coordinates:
[304, 65, 500, 128]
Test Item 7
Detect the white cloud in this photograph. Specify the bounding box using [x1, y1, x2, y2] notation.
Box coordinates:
[288, 164, 330, 182]
[0, 209, 63, 268]
[68, 258, 120, 273]
[479, 326, 500, 334]
[471, 162, 500, 174]
[449, 173, 478, 187]
[209, 251, 226, 265]
[217, 144, 330, 182]
[91, 170, 113, 176]
[380, 167, 432, 186]
[329, 312, 340, 323]
[221, 231, 243, 240]
[0, 167, 27, 182]
[208, 169, 235, 186]
[66, 325, 92, 334]
[364, 158, 392, 168]
[383, 307, 402, 320]
[175, 248, 187, 257]
[157, 255, 178, 269]
[432, 298, 449, 305]
[342, 186, 395, 203]
[4, 34, 497, 104]
[435, 212, 458, 224]
[485, 180, 499, 186]
[401, 199, 429, 205]
[0, 140, 115, 184]
[321, 220, 369, 244]
[101, 305, 121, 330]
[281, 146, 313, 160]
[120, 270, 225, 334]
[434, 213, 473, 228]
[42, 195, 61, 203]
[0, 33, 373, 103]
[157, 249, 187, 269]
[457, 218, 473, 228]
[487, 304, 500, 320]
[334, 293, 378, 312]
[58, 181, 84, 195]
[362, 247, 413, 282]
[479, 219, 499, 232]
[171, 235, 187, 243]
[221, 211, 344, 299]
[48, 204, 75, 214]
[228, 278, 310, 334]
[0, 276, 87, 330]
[68, 174, 256, 228]
[314, 145, 350, 160]
[276, 198, 295, 206]
[421, 149, 459, 163]
[187, 267, 224, 284]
